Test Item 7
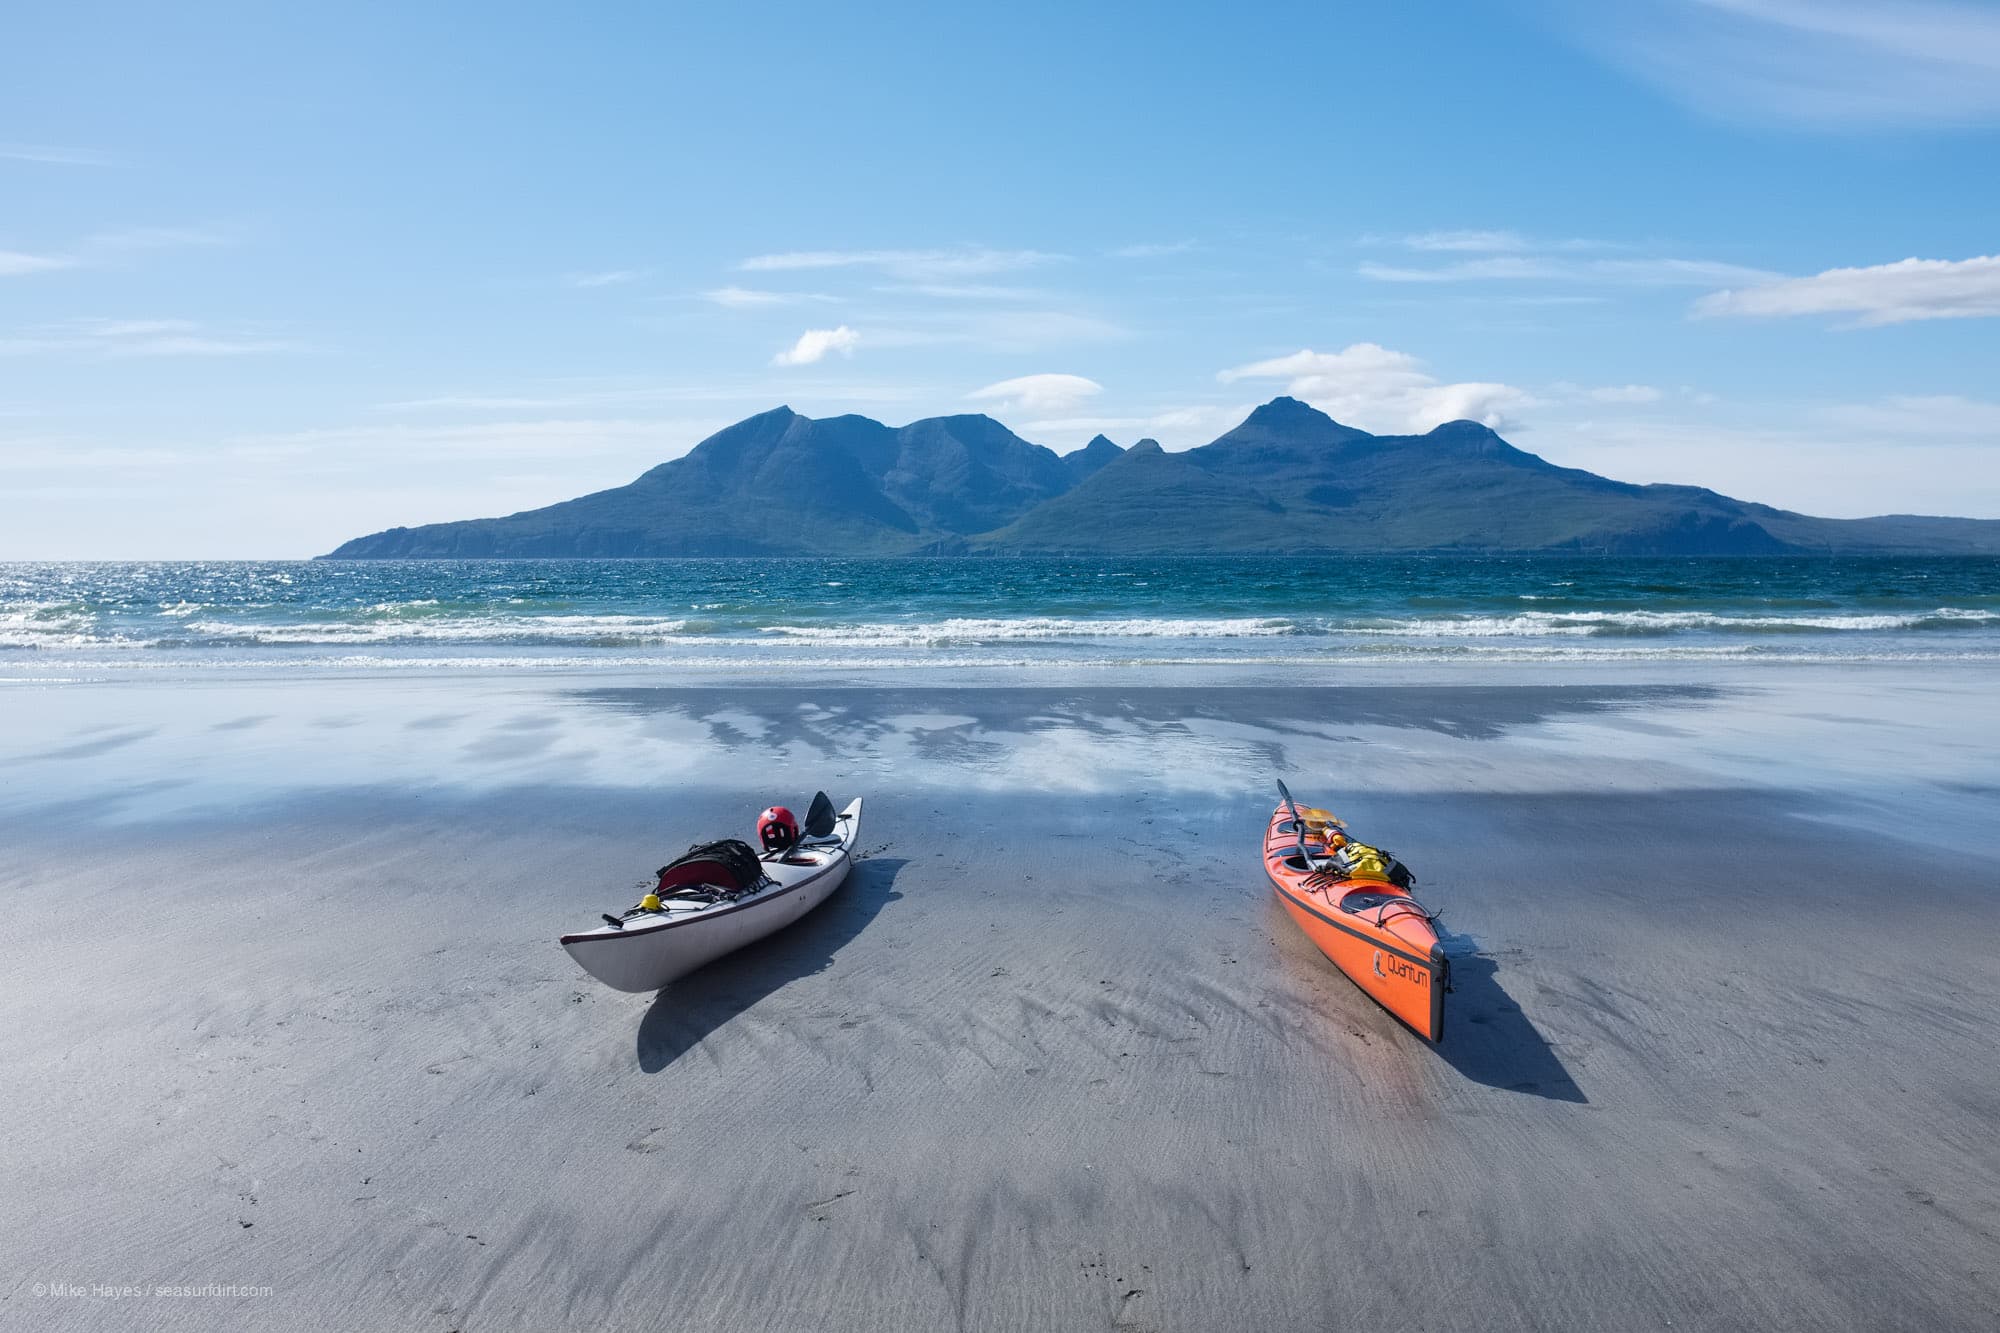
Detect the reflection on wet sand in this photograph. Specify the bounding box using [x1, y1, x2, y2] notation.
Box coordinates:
[571, 682, 1718, 745]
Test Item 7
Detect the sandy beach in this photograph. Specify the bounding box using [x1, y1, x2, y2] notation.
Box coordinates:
[2, 666, 1996, 1331]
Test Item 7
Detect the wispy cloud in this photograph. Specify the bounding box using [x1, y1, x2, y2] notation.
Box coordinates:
[873, 282, 1045, 301]
[699, 285, 835, 308]
[1586, 383, 1664, 404]
[86, 224, 241, 252]
[566, 268, 648, 288]
[959, 310, 1126, 348]
[2, 223, 243, 278]
[1107, 240, 1197, 259]
[0, 250, 76, 277]
[226, 417, 704, 461]
[1399, 229, 1532, 252]
[772, 325, 860, 367]
[966, 373, 1103, 415]
[0, 143, 118, 166]
[378, 378, 926, 413]
[1550, 380, 1666, 404]
[1693, 254, 2000, 325]
[1537, 412, 2000, 518]
[1361, 255, 1774, 286]
[1818, 393, 2000, 435]
[1560, 0, 2000, 127]
[1219, 343, 1534, 433]
[0, 318, 293, 357]
[740, 247, 1065, 280]
[855, 309, 1128, 354]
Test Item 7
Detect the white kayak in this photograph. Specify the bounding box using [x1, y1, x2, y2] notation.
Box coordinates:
[560, 797, 863, 993]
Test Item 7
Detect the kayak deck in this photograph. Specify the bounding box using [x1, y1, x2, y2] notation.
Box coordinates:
[1263, 803, 1447, 1042]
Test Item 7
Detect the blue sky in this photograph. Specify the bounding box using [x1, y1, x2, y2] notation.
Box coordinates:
[4, 0, 1999, 557]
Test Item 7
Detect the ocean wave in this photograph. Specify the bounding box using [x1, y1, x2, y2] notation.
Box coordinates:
[1343, 608, 2000, 637]
[9, 644, 1999, 678]
[758, 617, 1300, 645]
[177, 614, 700, 646]
[4, 600, 1997, 652]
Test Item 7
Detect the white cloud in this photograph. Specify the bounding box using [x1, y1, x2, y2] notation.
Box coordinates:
[1361, 255, 1775, 286]
[0, 250, 75, 277]
[740, 247, 1064, 280]
[966, 373, 1103, 415]
[1693, 254, 2000, 325]
[1218, 343, 1535, 433]
[1561, 0, 2000, 126]
[772, 325, 860, 367]
[699, 285, 834, 308]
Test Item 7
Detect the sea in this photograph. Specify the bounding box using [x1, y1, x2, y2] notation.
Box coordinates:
[3, 556, 1998, 677]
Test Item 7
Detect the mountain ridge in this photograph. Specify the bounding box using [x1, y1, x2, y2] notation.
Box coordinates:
[324, 397, 2000, 557]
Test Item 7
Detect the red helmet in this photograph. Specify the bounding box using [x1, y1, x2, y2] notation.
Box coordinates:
[757, 805, 799, 853]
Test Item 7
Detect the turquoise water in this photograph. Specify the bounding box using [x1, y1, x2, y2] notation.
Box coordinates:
[3, 556, 1998, 672]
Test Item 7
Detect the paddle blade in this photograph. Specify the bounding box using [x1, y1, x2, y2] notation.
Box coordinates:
[1276, 779, 1304, 826]
[803, 790, 837, 837]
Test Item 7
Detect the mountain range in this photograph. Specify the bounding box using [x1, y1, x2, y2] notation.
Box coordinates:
[325, 398, 2000, 557]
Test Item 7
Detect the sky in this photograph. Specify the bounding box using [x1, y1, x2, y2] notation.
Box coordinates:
[4, 0, 1999, 557]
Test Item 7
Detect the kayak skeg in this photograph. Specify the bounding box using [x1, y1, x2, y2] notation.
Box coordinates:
[560, 796, 862, 993]
[1263, 798, 1448, 1042]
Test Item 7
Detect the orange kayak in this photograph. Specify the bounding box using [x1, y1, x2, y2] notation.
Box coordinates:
[1263, 798, 1448, 1042]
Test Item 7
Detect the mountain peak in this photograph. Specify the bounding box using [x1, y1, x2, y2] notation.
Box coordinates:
[1243, 396, 1342, 431]
[1061, 432, 1125, 484]
[1198, 395, 1370, 464]
[1425, 418, 1501, 441]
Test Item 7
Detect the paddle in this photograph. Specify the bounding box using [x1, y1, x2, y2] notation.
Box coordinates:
[1276, 778, 1315, 867]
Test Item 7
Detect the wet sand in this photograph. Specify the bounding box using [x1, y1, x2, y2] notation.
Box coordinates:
[1, 671, 1997, 1330]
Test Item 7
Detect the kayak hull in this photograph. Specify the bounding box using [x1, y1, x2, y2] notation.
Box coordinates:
[1264, 804, 1446, 1042]
[560, 798, 862, 993]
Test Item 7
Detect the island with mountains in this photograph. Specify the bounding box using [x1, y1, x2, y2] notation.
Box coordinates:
[325, 398, 2000, 557]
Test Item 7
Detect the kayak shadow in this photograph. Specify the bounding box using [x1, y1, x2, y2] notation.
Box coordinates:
[635, 856, 906, 1073]
[1439, 952, 1586, 1103]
